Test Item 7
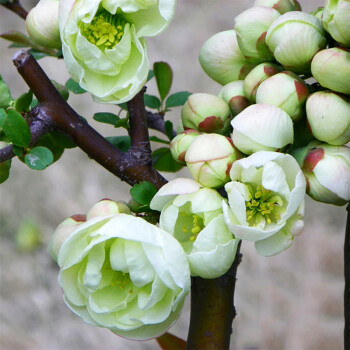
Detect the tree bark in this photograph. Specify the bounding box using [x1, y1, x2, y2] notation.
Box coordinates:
[345, 204, 350, 349]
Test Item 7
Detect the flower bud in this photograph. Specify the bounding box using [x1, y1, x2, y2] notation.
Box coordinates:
[234, 6, 280, 63]
[231, 104, 294, 154]
[0, 141, 11, 184]
[86, 199, 131, 219]
[254, 0, 301, 14]
[26, 0, 61, 49]
[256, 71, 309, 121]
[181, 93, 231, 133]
[218, 81, 251, 117]
[323, 0, 350, 48]
[185, 134, 241, 188]
[199, 30, 256, 85]
[266, 11, 327, 73]
[48, 214, 86, 262]
[170, 129, 201, 164]
[294, 142, 350, 205]
[243, 62, 283, 102]
[306, 91, 350, 145]
[311, 48, 350, 95]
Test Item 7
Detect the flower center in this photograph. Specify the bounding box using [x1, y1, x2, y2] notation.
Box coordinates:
[181, 213, 204, 242]
[82, 11, 126, 50]
[245, 185, 284, 226]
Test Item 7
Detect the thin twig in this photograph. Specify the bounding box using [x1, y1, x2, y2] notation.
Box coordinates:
[147, 111, 177, 138]
[12, 50, 166, 189]
[344, 204, 350, 349]
[1, 0, 28, 20]
[186, 242, 242, 350]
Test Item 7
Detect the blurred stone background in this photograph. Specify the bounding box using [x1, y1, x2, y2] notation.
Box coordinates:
[0, 0, 346, 349]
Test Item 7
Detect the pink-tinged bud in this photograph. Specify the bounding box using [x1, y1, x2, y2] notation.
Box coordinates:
[294, 142, 350, 205]
[243, 62, 283, 102]
[26, 0, 61, 49]
[48, 214, 86, 262]
[234, 6, 280, 63]
[170, 129, 201, 164]
[323, 0, 350, 48]
[231, 104, 294, 155]
[254, 0, 301, 14]
[181, 93, 231, 133]
[199, 30, 256, 85]
[218, 81, 251, 117]
[311, 48, 350, 95]
[306, 91, 350, 145]
[86, 199, 131, 219]
[266, 11, 327, 73]
[185, 134, 241, 188]
[256, 71, 309, 121]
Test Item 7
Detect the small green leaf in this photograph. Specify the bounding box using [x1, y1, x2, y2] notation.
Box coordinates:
[106, 136, 130, 152]
[93, 112, 120, 125]
[12, 145, 24, 157]
[152, 147, 183, 172]
[164, 120, 174, 140]
[118, 102, 128, 111]
[24, 146, 54, 170]
[0, 108, 6, 128]
[29, 49, 49, 61]
[153, 62, 173, 101]
[0, 30, 34, 46]
[50, 130, 77, 149]
[37, 134, 64, 162]
[165, 91, 192, 109]
[2, 108, 31, 147]
[0, 0, 10, 4]
[130, 181, 157, 206]
[14, 91, 33, 112]
[149, 136, 170, 145]
[30, 99, 39, 109]
[114, 117, 129, 129]
[144, 94, 161, 110]
[147, 70, 154, 82]
[65, 78, 86, 94]
[0, 75, 13, 108]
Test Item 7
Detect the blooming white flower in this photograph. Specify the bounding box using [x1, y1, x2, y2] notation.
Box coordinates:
[52, 211, 190, 340]
[59, 0, 176, 103]
[223, 151, 306, 256]
[150, 178, 239, 278]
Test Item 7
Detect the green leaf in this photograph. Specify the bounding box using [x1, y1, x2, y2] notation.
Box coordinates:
[29, 49, 49, 61]
[50, 130, 77, 149]
[153, 62, 173, 101]
[93, 112, 120, 125]
[37, 134, 64, 162]
[165, 91, 192, 109]
[0, 74, 13, 108]
[114, 117, 129, 129]
[24, 146, 54, 170]
[144, 94, 161, 110]
[164, 120, 174, 140]
[0, 108, 6, 128]
[130, 181, 157, 206]
[12, 145, 24, 157]
[65, 78, 86, 94]
[152, 148, 183, 172]
[149, 136, 170, 145]
[106, 136, 130, 152]
[147, 70, 154, 82]
[30, 99, 39, 109]
[0, 31, 34, 46]
[117, 102, 128, 111]
[14, 91, 33, 112]
[0, 0, 10, 4]
[2, 108, 31, 147]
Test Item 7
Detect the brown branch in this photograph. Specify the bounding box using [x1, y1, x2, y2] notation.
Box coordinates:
[12, 50, 166, 189]
[345, 204, 350, 349]
[186, 242, 242, 350]
[147, 111, 177, 138]
[1, 0, 27, 20]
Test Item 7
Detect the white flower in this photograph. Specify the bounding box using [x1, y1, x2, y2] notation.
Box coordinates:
[150, 178, 239, 278]
[223, 151, 306, 256]
[53, 213, 190, 340]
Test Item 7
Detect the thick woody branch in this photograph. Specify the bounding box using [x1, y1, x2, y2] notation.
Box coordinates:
[12, 50, 166, 189]
[186, 243, 242, 350]
[345, 204, 350, 349]
[1, 0, 27, 20]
